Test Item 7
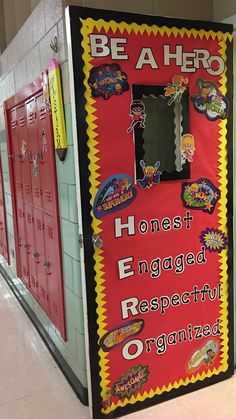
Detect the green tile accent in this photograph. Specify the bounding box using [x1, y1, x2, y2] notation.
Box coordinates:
[5, 193, 13, 216]
[3, 171, 11, 194]
[66, 351, 88, 388]
[63, 252, 74, 292]
[65, 288, 84, 333]
[61, 218, 80, 260]
[1, 150, 9, 174]
[48, 325, 67, 358]
[34, 301, 51, 333]
[67, 321, 78, 360]
[0, 130, 6, 144]
[21, 288, 35, 310]
[6, 213, 14, 236]
[64, 104, 73, 147]
[77, 332, 87, 371]
[68, 184, 78, 223]
[56, 145, 76, 185]
[58, 182, 70, 220]
[72, 258, 83, 298]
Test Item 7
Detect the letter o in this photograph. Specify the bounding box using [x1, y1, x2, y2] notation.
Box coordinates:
[122, 339, 144, 360]
[207, 56, 224, 76]
[139, 220, 148, 234]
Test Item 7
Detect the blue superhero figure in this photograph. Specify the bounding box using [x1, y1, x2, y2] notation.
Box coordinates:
[137, 160, 161, 189]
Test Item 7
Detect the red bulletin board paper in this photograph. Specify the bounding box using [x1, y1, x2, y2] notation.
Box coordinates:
[71, 10, 233, 419]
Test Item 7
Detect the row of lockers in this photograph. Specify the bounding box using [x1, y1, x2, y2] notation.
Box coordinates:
[5, 87, 66, 339]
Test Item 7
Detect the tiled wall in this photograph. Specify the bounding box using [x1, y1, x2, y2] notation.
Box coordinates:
[0, 0, 215, 394]
[0, 0, 87, 389]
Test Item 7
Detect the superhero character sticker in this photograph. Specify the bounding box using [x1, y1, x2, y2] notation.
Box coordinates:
[164, 74, 189, 105]
[88, 63, 129, 99]
[187, 339, 219, 372]
[93, 174, 137, 219]
[200, 228, 227, 253]
[180, 134, 195, 163]
[181, 178, 220, 214]
[20, 140, 27, 160]
[100, 319, 145, 352]
[127, 100, 146, 132]
[137, 160, 161, 189]
[191, 78, 229, 121]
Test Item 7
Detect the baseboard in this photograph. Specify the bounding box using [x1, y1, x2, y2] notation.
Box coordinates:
[0, 265, 88, 406]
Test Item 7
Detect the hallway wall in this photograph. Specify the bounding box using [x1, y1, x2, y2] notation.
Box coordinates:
[213, 0, 236, 21]
[0, 0, 87, 392]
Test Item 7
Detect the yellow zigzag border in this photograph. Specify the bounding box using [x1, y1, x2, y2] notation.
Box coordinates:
[80, 17, 232, 414]
[80, 20, 111, 404]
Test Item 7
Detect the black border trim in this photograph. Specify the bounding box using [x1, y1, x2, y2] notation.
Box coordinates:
[68, 5, 233, 33]
[67, 6, 234, 419]
[0, 264, 88, 406]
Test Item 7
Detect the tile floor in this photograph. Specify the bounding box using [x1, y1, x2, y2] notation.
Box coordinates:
[0, 272, 236, 419]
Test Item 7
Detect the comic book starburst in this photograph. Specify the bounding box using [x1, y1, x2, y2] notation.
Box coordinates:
[200, 228, 227, 252]
[113, 365, 150, 399]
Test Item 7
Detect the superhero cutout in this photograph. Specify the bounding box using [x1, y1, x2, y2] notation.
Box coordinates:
[127, 100, 146, 133]
[164, 75, 189, 105]
[137, 160, 161, 189]
[204, 349, 215, 366]
[88, 63, 129, 100]
[180, 134, 195, 163]
[191, 78, 229, 121]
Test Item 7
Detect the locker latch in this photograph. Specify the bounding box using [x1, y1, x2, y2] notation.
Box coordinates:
[44, 261, 51, 275]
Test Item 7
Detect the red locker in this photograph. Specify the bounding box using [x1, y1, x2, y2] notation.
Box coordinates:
[33, 207, 49, 311]
[9, 108, 23, 201]
[4, 76, 66, 340]
[26, 98, 42, 209]
[15, 198, 29, 286]
[36, 94, 55, 215]
[17, 106, 32, 204]
[44, 213, 64, 331]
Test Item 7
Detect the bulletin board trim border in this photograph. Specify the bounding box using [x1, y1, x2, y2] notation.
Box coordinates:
[80, 15, 233, 415]
[67, 5, 234, 418]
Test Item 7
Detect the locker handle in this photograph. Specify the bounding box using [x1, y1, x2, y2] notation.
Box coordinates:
[44, 261, 51, 269]
[44, 261, 52, 275]
[24, 244, 30, 253]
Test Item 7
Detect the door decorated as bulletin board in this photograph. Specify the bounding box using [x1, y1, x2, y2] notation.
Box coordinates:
[66, 6, 233, 419]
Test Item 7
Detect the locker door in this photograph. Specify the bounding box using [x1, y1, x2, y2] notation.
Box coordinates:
[26, 99, 42, 209]
[16, 198, 29, 286]
[44, 213, 64, 330]
[24, 202, 39, 298]
[17, 106, 32, 204]
[9, 108, 23, 200]
[33, 207, 49, 311]
[36, 95, 55, 215]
